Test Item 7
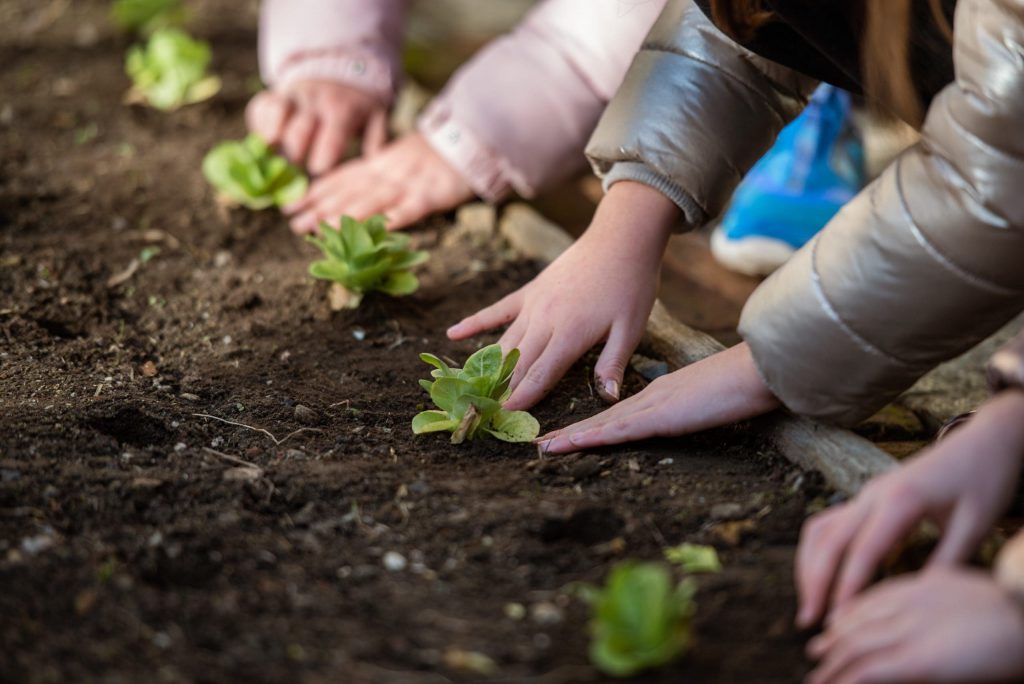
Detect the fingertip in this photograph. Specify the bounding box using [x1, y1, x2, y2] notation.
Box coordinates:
[595, 376, 620, 404]
[290, 213, 318, 235]
[446, 321, 470, 340]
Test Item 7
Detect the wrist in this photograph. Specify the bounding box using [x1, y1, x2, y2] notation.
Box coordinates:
[584, 181, 679, 263]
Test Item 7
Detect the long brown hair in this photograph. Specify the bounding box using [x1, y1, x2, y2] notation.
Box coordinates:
[709, 0, 953, 126]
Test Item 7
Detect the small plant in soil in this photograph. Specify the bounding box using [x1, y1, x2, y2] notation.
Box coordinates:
[111, 0, 186, 35]
[306, 215, 428, 309]
[412, 344, 540, 444]
[125, 28, 221, 111]
[202, 134, 308, 210]
[664, 543, 722, 574]
[578, 561, 697, 677]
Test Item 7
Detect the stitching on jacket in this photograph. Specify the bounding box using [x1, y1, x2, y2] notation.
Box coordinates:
[808, 237, 910, 366]
[895, 157, 1024, 296]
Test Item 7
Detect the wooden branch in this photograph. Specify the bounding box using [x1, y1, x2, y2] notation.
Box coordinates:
[502, 203, 897, 495]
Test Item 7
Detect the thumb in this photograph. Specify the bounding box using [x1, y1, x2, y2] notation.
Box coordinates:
[594, 324, 641, 404]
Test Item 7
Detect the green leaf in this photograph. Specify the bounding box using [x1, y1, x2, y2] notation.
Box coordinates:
[587, 562, 694, 677]
[430, 377, 473, 414]
[419, 353, 452, 376]
[125, 28, 219, 111]
[484, 410, 540, 443]
[111, 0, 186, 35]
[413, 345, 539, 446]
[412, 411, 457, 434]
[305, 214, 428, 306]
[463, 344, 503, 383]
[664, 543, 722, 574]
[203, 134, 307, 210]
[377, 271, 419, 296]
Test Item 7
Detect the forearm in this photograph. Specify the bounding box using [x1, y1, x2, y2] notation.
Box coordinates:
[419, 0, 665, 201]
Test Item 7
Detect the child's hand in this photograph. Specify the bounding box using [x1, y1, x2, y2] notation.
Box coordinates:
[795, 390, 1024, 629]
[448, 182, 678, 410]
[285, 132, 473, 233]
[806, 568, 1024, 684]
[246, 79, 389, 176]
[535, 342, 780, 452]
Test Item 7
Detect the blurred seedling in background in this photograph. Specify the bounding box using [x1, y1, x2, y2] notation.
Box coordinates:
[111, 0, 187, 36]
[413, 344, 539, 444]
[125, 28, 221, 111]
[203, 134, 308, 210]
[664, 543, 722, 574]
[307, 215, 428, 309]
[578, 561, 697, 677]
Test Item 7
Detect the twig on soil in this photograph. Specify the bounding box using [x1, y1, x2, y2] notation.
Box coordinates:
[191, 413, 323, 446]
[202, 447, 260, 470]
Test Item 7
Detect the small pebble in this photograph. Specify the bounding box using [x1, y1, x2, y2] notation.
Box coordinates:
[504, 603, 526, 621]
[173, 443, 187, 452]
[294, 404, 319, 425]
[383, 551, 407, 572]
[657, 457, 674, 466]
[710, 502, 745, 521]
[352, 327, 366, 341]
[530, 602, 564, 625]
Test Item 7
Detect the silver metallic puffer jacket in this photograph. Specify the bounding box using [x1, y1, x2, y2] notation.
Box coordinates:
[587, 0, 1024, 426]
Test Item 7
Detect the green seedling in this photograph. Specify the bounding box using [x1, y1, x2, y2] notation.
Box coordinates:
[412, 343, 539, 444]
[306, 215, 428, 309]
[579, 562, 696, 678]
[202, 134, 308, 210]
[125, 28, 221, 111]
[664, 543, 722, 574]
[111, 0, 186, 35]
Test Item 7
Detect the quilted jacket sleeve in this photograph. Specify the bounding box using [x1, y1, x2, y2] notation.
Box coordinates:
[739, 0, 1024, 425]
[584, 0, 818, 229]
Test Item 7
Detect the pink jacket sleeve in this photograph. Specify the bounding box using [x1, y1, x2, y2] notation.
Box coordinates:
[418, 0, 667, 201]
[259, 0, 408, 105]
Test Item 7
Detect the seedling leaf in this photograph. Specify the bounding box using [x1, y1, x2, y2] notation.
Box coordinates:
[585, 562, 695, 677]
[125, 28, 221, 111]
[664, 543, 722, 574]
[484, 410, 541, 443]
[203, 134, 308, 210]
[412, 344, 539, 444]
[306, 215, 428, 306]
[412, 411, 457, 434]
[111, 0, 186, 35]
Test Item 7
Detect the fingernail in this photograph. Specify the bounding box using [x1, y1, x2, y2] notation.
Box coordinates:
[604, 379, 620, 401]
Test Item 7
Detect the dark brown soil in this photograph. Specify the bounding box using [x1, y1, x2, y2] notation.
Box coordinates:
[1, 3, 826, 682]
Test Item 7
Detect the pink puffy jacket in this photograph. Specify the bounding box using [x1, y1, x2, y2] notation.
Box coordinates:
[259, 0, 666, 200]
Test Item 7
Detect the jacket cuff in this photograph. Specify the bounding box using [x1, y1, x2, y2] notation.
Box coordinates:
[274, 48, 397, 105]
[988, 333, 1024, 394]
[417, 103, 514, 203]
[601, 162, 705, 231]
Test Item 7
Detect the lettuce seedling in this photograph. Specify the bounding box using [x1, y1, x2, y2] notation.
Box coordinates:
[664, 543, 722, 574]
[412, 344, 540, 444]
[306, 215, 429, 308]
[202, 134, 308, 210]
[125, 28, 221, 111]
[111, 0, 186, 35]
[580, 562, 696, 677]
